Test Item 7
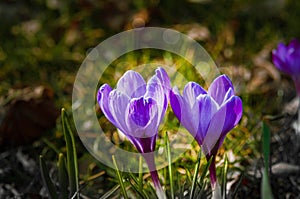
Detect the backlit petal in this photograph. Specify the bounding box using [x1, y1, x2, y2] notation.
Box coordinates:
[286, 49, 300, 73]
[204, 95, 242, 155]
[170, 87, 198, 136]
[196, 95, 219, 145]
[208, 75, 234, 105]
[288, 39, 300, 50]
[116, 70, 146, 98]
[183, 82, 206, 108]
[274, 42, 288, 62]
[170, 87, 183, 121]
[97, 84, 116, 125]
[108, 90, 130, 134]
[272, 51, 291, 74]
[128, 97, 154, 127]
[155, 67, 171, 98]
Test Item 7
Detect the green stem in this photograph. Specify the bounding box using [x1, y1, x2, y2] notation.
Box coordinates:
[165, 132, 174, 199]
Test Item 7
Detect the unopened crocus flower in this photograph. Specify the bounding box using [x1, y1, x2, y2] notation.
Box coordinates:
[97, 67, 170, 199]
[170, 75, 242, 188]
[272, 39, 300, 135]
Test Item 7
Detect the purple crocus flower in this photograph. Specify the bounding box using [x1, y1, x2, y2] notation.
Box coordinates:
[97, 67, 170, 198]
[170, 75, 242, 188]
[272, 39, 300, 136]
[272, 39, 300, 95]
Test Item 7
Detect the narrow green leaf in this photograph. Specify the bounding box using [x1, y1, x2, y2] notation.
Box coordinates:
[61, 108, 79, 198]
[146, 180, 157, 198]
[198, 180, 208, 198]
[39, 155, 58, 199]
[112, 155, 129, 199]
[128, 173, 148, 199]
[186, 169, 192, 184]
[221, 154, 228, 199]
[231, 173, 244, 198]
[99, 185, 120, 199]
[200, 156, 212, 185]
[262, 122, 270, 169]
[262, 168, 274, 199]
[138, 155, 143, 193]
[190, 152, 201, 199]
[177, 171, 181, 198]
[58, 153, 68, 199]
[261, 122, 274, 199]
[42, 137, 61, 155]
[165, 132, 174, 199]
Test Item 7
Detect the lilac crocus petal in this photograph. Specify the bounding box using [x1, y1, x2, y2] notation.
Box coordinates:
[223, 87, 235, 103]
[179, 82, 207, 137]
[108, 90, 131, 134]
[274, 42, 288, 61]
[286, 49, 300, 74]
[170, 87, 183, 121]
[97, 84, 116, 125]
[116, 70, 146, 98]
[170, 87, 200, 137]
[145, 76, 168, 128]
[155, 67, 171, 98]
[195, 95, 219, 145]
[129, 97, 153, 127]
[288, 39, 300, 50]
[208, 75, 234, 105]
[146, 76, 165, 107]
[126, 97, 160, 138]
[183, 82, 207, 108]
[272, 39, 300, 96]
[209, 96, 242, 155]
[272, 51, 289, 73]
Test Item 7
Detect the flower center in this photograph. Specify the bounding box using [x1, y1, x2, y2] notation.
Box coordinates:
[129, 97, 154, 127]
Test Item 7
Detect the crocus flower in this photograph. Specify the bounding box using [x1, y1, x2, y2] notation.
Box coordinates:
[272, 39, 300, 135]
[170, 75, 242, 188]
[272, 39, 300, 95]
[97, 67, 170, 199]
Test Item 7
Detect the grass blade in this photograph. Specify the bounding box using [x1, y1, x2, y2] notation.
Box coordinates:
[99, 185, 120, 199]
[221, 154, 228, 199]
[112, 155, 129, 199]
[261, 122, 274, 199]
[165, 132, 174, 199]
[58, 153, 68, 199]
[61, 108, 79, 198]
[200, 156, 212, 185]
[262, 168, 273, 199]
[190, 152, 201, 199]
[138, 156, 143, 193]
[128, 172, 148, 199]
[39, 155, 58, 199]
[262, 122, 270, 169]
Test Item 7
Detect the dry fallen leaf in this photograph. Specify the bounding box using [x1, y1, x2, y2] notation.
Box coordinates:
[0, 86, 59, 146]
[271, 162, 300, 177]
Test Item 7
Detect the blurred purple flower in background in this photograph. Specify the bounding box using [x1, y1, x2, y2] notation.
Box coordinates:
[272, 39, 300, 95]
[272, 38, 300, 135]
[170, 75, 242, 188]
[97, 67, 170, 198]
